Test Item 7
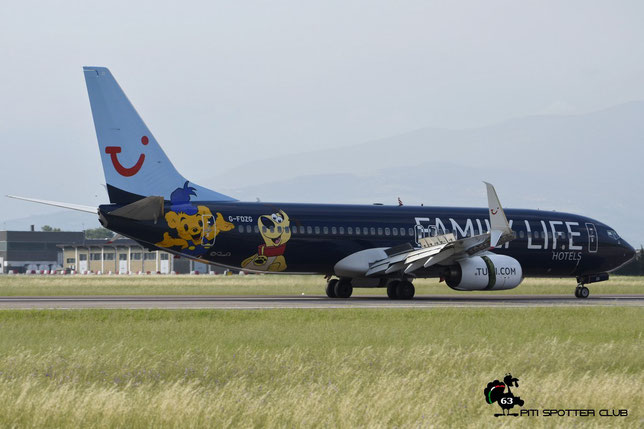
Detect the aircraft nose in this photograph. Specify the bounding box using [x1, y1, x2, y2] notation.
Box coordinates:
[623, 241, 636, 264]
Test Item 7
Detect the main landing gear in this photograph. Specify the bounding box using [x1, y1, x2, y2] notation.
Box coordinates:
[326, 278, 353, 299]
[386, 280, 415, 300]
[325, 278, 416, 300]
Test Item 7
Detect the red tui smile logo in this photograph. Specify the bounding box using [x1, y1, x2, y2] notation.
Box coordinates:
[105, 136, 149, 177]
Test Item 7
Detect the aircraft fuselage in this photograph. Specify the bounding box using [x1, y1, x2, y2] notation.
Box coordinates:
[100, 201, 634, 279]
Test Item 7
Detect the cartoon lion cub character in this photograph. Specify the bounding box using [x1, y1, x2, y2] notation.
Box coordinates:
[156, 182, 234, 256]
[241, 210, 291, 272]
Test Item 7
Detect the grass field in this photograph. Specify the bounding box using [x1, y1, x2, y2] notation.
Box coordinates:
[0, 274, 641, 296]
[0, 307, 641, 428]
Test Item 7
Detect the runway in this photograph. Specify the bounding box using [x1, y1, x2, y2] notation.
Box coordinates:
[0, 294, 642, 309]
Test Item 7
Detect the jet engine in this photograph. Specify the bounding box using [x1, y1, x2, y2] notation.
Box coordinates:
[445, 254, 523, 291]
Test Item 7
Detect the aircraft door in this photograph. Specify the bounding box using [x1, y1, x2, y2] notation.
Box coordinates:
[585, 223, 598, 253]
[202, 214, 216, 247]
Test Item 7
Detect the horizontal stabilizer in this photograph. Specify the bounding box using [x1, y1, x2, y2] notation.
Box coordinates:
[108, 196, 164, 222]
[6, 195, 97, 214]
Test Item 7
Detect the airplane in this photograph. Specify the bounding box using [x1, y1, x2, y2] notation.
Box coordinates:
[8, 67, 636, 300]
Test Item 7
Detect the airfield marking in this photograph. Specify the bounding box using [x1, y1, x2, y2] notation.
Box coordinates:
[0, 294, 641, 309]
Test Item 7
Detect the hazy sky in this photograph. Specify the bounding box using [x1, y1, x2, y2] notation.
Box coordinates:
[1, 1, 643, 222]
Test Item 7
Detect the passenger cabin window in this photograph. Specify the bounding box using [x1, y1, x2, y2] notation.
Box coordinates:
[292, 226, 298, 234]
[277, 226, 282, 233]
[339, 227, 344, 234]
[348, 227, 353, 235]
[363, 227, 368, 235]
[400, 227, 405, 236]
[332, 226, 337, 234]
[307, 226, 313, 234]
[385, 227, 391, 236]
[315, 226, 320, 234]
[254, 225, 259, 233]
[408, 228, 414, 236]
[370, 227, 376, 235]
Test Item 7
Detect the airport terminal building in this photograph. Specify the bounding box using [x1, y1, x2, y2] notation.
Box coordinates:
[0, 230, 217, 274]
[56, 238, 220, 274]
[57, 238, 176, 274]
[0, 230, 84, 273]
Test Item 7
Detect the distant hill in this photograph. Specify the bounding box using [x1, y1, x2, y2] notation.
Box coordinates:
[206, 101, 644, 244]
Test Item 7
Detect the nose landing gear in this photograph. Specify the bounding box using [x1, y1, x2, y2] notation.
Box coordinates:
[574, 284, 590, 299]
[574, 273, 609, 299]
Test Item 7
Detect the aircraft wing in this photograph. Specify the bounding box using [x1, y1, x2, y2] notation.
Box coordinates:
[364, 183, 515, 277]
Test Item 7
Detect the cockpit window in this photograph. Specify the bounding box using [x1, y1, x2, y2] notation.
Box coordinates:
[607, 230, 620, 240]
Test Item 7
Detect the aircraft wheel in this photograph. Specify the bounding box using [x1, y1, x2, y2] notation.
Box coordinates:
[396, 280, 415, 300]
[326, 279, 338, 298]
[334, 279, 353, 299]
[574, 287, 581, 298]
[578, 286, 590, 299]
[387, 281, 400, 299]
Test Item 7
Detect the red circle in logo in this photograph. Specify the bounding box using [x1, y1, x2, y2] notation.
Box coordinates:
[141, 136, 149, 145]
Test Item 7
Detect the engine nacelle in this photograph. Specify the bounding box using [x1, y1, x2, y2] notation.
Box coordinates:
[445, 255, 523, 291]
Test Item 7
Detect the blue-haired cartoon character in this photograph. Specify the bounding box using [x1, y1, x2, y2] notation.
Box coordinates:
[156, 181, 234, 256]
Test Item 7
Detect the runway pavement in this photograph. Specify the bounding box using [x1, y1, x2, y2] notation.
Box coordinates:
[0, 294, 642, 309]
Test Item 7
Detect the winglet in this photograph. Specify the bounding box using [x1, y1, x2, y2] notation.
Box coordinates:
[483, 182, 512, 248]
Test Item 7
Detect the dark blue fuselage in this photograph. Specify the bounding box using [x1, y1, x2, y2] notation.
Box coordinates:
[100, 201, 635, 279]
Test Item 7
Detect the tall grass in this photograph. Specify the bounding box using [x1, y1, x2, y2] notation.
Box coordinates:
[0, 274, 641, 296]
[0, 308, 641, 427]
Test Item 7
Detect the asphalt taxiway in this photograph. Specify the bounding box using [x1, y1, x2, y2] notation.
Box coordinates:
[0, 294, 641, 309]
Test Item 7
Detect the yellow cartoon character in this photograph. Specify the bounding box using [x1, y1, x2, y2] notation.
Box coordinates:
[155, 182, 234, 256]
[242, 210, 291, 271]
